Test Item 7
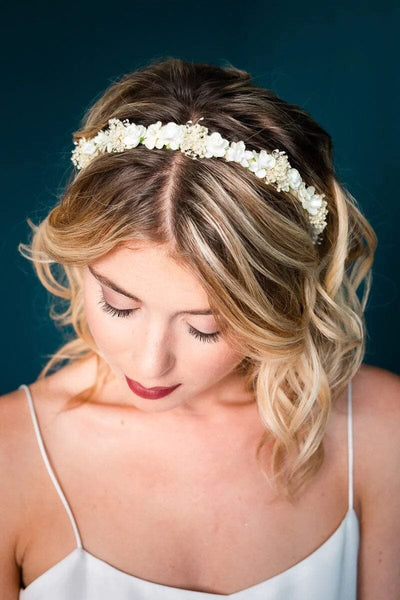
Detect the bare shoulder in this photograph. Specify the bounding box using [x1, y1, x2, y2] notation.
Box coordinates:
[0, 384, 39, 509]
[351, 363, 400, 598]
[0, 366, 84, 596]
[0, 386, 34, 596]
[0, 357, 94, 454]
[0, 385, 32, 475]
[352, 362, 400, 497]
[352, 363, 400, 489]
[352, 362, 400, 418]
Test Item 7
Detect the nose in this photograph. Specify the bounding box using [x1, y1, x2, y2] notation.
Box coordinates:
[133, 318, 176, 382]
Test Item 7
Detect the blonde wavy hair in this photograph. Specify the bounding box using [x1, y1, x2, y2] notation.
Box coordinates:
[19, 56, 377, 502]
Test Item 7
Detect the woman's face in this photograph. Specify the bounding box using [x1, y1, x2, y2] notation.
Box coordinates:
[82, 241, 246, 414]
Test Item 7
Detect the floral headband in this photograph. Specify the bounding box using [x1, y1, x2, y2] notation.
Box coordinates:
[71, 117, 329, 245]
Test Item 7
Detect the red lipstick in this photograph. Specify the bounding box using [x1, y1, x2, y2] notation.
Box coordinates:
[125, 376, 181, 399]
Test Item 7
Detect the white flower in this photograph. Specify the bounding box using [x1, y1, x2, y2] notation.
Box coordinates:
[307, 196, 324, 215]
[158, 122, 185, 150]
[225, 140, 246, 162]
[143, 121, 163, 149]
[247, 150, 276, 178]
[297, 183, 324, 215]
[259, 150, 276, 169]
[205, 132, 229, 158]
[81, 139, 98, 156]
[240, 150, 256, 167]
[122, 123, 146, 149]
[224, 141, 254, 168]
[93, 130, 111, 152]
[287, 168, 302, 189]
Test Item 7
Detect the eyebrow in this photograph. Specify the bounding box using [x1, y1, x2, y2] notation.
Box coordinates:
[88, 265, 213, 316]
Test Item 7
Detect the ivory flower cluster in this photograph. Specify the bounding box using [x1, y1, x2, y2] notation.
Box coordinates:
[71, 117, 329, 244]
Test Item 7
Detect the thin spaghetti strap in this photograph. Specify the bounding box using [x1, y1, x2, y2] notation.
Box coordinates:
[347, 379, 354, 511]
[19, 384, 83, 549]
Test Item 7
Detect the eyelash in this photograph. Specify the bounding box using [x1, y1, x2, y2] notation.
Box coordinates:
[97, 296, 220, 343]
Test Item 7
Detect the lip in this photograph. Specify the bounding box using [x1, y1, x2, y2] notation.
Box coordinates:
[125, 376, 181, 400]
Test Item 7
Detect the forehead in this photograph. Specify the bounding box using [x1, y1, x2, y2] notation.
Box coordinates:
[91, 241, 211, 307]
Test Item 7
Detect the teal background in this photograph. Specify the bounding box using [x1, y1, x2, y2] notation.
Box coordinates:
[1, 1, 399, 393]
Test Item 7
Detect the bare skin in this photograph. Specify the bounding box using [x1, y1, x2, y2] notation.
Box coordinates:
[1, 241, 399, 597]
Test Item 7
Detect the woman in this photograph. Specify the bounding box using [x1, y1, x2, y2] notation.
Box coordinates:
[1, 57, 399, 599]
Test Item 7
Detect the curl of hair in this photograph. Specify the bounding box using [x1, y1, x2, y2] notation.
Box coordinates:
[19, 57, 377, 502]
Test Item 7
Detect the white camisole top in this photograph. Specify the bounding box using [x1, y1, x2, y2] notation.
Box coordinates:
[18, 380, 359, 599]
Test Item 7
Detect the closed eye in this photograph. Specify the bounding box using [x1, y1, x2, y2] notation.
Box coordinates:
[97, 296, 220, 343]
[98, 296, 135, 318]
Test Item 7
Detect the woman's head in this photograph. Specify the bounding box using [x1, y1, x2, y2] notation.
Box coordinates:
[20, 56, 377, 500]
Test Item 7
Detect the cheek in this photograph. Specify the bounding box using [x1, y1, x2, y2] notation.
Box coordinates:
[188, 343, 243, 382]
